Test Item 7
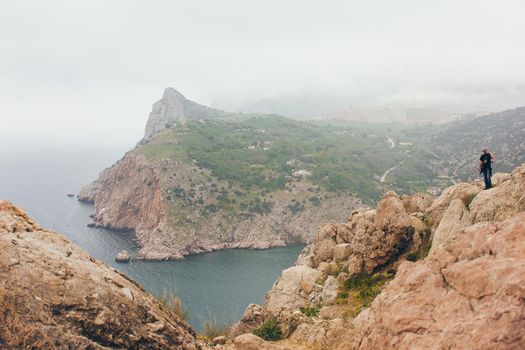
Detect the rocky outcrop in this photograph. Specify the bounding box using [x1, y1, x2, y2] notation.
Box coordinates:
[144, 88, 226, 139]
[0, 201, 202, 349]
[115, 250, 131, 263]
[232, 333, 284, 350]
[469, 165, 525, 223]
[80, 137, 362, 260]
[309, 191, 415, 276]
[227, 164, 525, 350]
[228, 191, 423, 344]
[401, 192, 434, 214]
[341, 213, 525, 350]
[265, 266, 323, 313]
[79, 152, 164, 233]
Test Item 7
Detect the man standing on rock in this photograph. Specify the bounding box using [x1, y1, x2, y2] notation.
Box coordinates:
[479, 148, 496, 189]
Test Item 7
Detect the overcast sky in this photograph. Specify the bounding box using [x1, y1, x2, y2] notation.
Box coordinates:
[1, 0, 524, 148]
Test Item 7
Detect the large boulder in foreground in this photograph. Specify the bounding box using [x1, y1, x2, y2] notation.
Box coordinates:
[265, 265, 323, 313]
[0, 201, 200, 350]
[340, 212, 525, 350]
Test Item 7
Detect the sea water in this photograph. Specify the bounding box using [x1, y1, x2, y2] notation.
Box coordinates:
[0, 146, 303, 330]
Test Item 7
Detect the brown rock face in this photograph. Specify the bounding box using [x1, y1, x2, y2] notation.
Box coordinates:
[429, 198, 471, 254]
[426, 182, 481, 226]
[0, 201, 200, 349]
[343, 213, 525, 350]
[230, 192, 422, 348]
[265, 266, 323, 313]
[79, 152, 165, 233]
[312, 191, 414, 275]
[401, 192, 434, 214]
[233, 333, 284, 350]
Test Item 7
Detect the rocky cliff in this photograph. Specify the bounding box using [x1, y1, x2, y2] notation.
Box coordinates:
[144, 87, 226, 139]
[0, 200, 203, 349]
[79, 146, 361, 260]
[80, 91, 367, 260]
[225, 164, 525, 350]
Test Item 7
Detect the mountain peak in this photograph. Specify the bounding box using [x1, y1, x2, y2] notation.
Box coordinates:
[144, 87, 226, 139]
[162, 87, 185, 100]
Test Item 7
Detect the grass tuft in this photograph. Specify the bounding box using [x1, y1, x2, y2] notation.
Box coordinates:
[299, 304, 321, 317]
[252, 317, 282, 341]
[156, 289, 190, 321]
[341, 271, 395, 318]
[202, 315, 225, 339]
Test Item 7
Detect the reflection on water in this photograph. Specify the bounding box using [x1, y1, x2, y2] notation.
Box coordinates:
[0, 147, 303, 330]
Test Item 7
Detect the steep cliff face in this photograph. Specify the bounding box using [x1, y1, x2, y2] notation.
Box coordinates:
[227, 164, 525, 350]
[144, 87, 226, 139]
[0, 201, 203, 349]
[79, 152, 165, 232]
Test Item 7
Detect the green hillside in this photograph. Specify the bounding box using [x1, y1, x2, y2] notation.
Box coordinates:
[432, 107, 525, 181]
[139, 115, 439, 205]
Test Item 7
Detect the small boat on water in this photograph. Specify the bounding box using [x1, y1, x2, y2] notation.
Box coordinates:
[67, 193, 75, 197]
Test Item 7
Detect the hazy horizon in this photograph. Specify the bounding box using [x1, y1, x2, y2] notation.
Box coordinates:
[1, 0, 525, 148]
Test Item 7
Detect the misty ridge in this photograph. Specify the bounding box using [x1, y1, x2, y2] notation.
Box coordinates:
[213, 85, 525, 123]
[1, 1, 525, 148]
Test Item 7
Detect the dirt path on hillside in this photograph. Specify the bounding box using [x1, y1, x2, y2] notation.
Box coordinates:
[380, 158, 406, 183]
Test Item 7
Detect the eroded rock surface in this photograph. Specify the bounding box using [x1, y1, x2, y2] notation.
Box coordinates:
[0, 201, 201, 349]
[426, 182, 481, 226]
[428, 198, 471, 254]
[310, 191, 414, 275]
[342, 213, 525, 350]
[265, 266, 323, 313]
